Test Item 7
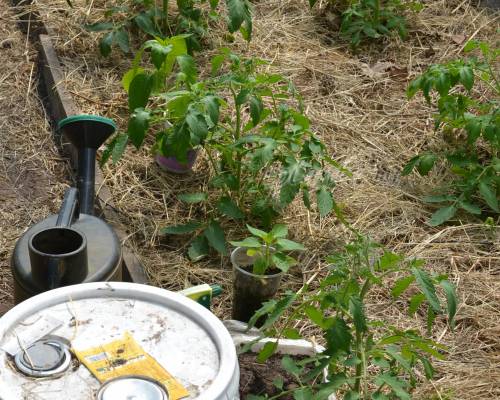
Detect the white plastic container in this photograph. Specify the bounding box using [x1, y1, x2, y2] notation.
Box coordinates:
[0, 282, 239, 400]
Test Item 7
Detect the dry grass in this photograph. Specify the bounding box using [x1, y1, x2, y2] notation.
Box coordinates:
[19, 0, 500, 397]
[0, 0, 70, 310]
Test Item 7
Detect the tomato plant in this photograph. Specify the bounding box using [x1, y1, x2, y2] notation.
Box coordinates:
[404, 41, 499, 226]
[308, 0, 422, 49]
[105, 48, 348, 258]
[84, 0, 252, 56]
[160, 50, 348, 257]
[247, 234, 457, 400]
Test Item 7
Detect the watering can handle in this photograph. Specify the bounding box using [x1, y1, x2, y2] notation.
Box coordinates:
[56, 188, 79, 227]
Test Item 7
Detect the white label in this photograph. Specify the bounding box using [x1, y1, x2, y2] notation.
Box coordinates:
[1, 315, 63, 356]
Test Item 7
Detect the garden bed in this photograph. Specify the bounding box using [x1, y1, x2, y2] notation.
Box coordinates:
[5, 0, 500, 398]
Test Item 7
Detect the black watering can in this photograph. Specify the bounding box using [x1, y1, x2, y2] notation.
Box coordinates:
[11, 115, 122, 303]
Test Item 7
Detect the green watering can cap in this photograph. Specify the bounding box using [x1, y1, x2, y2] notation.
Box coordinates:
[57, 114, 116, 131]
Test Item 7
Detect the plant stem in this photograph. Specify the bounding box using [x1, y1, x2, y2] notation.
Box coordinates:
[231, 85, 243, 205]
[354, 329, 363, 395]
[374, 0, 380, 24]
[162, 0, 169, 34]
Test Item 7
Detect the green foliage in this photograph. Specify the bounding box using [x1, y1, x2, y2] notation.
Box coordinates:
[249, 235, 458, 399]
[107, 47, 347, 257]
[83, 0, 252, 57]
[230, 224, 305, 275]
[309, 0, 422, 49]
[404, 41, 499, 225]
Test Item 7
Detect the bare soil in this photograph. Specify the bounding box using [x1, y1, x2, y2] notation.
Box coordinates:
[239, 353, 303, 399]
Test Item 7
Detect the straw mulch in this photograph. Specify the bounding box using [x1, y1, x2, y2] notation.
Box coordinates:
[0, 0, 70, 312]
[27, 0, 500, 398]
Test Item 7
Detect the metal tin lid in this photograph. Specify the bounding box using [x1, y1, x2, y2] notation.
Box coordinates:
[14, 339, 71, 377]
[97, 376, 168, 400]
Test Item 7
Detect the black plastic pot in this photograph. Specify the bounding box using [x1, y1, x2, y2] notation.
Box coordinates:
[231, 247, 282, 326]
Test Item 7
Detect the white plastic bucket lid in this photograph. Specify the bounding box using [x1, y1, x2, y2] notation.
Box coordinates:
[0, 282, 239, 400]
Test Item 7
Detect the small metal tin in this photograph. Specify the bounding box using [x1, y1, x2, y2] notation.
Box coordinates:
[97, 375, 168, 400]
[14, 339, 71, 377]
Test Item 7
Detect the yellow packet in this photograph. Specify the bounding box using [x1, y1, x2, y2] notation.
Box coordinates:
[73, 331, 189, 400]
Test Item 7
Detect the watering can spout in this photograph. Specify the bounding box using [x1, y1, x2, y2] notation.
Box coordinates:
[56, 187, 79, 227]
[58, 115, 116, 215]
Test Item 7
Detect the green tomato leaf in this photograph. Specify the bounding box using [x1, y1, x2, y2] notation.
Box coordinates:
[202, 95, 220, 126]
[272, 376, 284, 390]
[378, 251, 403, 270]
[418, 355, 435, 380]
[203, 220, 227, 255]
[408, 293, 426, 315]
[85, 22, 114, 31]
[402, 155, 420, 175]
[439, 279, 457, 330]
[178, 192, 207, 203]
[279, 183, 300, 208]
[349, 296, 367, 333]
[99, 32, 114, 57]
[326, 317, 352, 353]
[177, 54, 198, 84]
[459, 201, 482, 215]
[147, 41, 173, 70]
[305, 305, 325, 328]
[293, 387, 313, 400]
[128, 73, 152, 112]
[161, 221, 202, 235]
[479, 181, 499, 212]
[391, 276, 415, 298]
[235, 88, 249, 106]
[188, 235, 209, 261]
[372, 393, 390, 400]
[226, 0, 252, 36]
[412, 267, 441, 313]
[127, 108, 150, 148]
[257, 341, 277, 363]
[122, 67, 145, 93]
[459, 65, 474, 91]
[186, 111, 209, 142]
[417, 153, 437, 176]
[428, 205, 457, 226]
[134, 14, 159, 36]
[344, 392, 360, 400]
[211, 53, 225, 76]
[249, 95, 264, 126]
[282, 328, 302, 339]
[114, 28, 130, 53]
[374, 374, 410, 400]
[217, 197, 244, 219]
[111, 133, 128, 164]
[316, 186, 334, 217]
[281, 355, 301, 375]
